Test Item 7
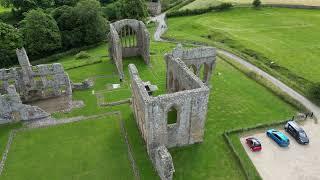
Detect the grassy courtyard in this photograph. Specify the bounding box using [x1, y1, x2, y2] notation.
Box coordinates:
[165, 7, 320, 102]
[181, 0, 320, 10]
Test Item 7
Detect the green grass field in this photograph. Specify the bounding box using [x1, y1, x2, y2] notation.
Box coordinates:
[181, 0, 320, 10]
[1, 116, 134, 180]
[0, 39, 297, 179]
[165, 7, 320, 101]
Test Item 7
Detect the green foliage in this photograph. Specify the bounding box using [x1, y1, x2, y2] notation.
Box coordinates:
[54, 0, 78, 6]
[52, 0, 108, 49]
[310, 83, 320, 103]
[101, 1, 122, 21]
[2, 0, 54, 15]
[20, 9, 61, 57]
[0, 22, 23, 68]
[252, 0, 261, 7]
[75, 51, 90, 59]
[167, 3, 233, 17]
[118, 0, 148, 21]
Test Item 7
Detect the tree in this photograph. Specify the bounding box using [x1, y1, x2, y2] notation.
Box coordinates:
[52, 0, 108, 49]
[20, 9, 61, 56]
[252, 0, 261, 8]
[1, 0, 54, 15]
[0, 22, 23, 67]
[118, 0, 148, 21]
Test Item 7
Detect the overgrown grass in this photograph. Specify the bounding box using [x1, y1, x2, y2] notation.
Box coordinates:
[181, 0, 320, 10]
[164, 7, 320, 104]
[0, 40, 297, 179]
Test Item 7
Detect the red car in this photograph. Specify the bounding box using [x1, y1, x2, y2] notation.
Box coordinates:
[246, 137, 262, 152]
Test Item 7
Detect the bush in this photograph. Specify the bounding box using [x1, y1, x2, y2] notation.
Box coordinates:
[75, 51, 90, 59]
[0, 22, 23, 68]
[52, 0, 108, 49]
[310, 83, 320, 103]
[252, 0, 261, 8]
[167, 3, 233, 17]
[20, 9, 61, 57]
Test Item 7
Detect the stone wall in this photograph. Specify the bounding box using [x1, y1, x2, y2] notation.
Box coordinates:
[147, 1, 162, 16]
[129, 49, 212, 179]
[0, 85, 49, 124]
[108, 19, 150, 80]
[170, 44, 216, 85]
[0, 48, 72, 102]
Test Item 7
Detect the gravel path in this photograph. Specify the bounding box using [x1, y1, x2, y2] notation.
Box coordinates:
[151, 13, 320, 120]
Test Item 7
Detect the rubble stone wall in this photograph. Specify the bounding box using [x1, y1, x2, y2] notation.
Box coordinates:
[0, 86, 49, 124]
[170, 44, 216, 85]
[129, 51, 211, 179]
[0, 48, 72, 102]
[108, 19, 150, 80]
[147, 1, 162, 16]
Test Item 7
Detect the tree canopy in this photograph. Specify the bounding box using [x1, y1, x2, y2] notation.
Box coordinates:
[20, 9, 61, 56]
[0, 22, 23, 67]
[52, 0, 108, 49]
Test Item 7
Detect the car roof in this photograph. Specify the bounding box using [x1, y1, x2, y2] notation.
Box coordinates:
[274, 131, 288, 140]
[287, 121, 303, 131]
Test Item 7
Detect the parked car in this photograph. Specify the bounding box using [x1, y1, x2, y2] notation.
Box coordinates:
[284, 121, 309, 145]
[246, 137, 262, 152]
[266, 129, 290, 147]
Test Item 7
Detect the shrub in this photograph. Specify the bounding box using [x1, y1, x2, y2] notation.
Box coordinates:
[75, 51, 90, 59]
[167, 3, 233, 17]
[20, 9, 61, 57]
[52, 0, 108, 49]
[310, 83, 320, 103]
[0, 22, 23, 68]
[252, 0, 261, 8]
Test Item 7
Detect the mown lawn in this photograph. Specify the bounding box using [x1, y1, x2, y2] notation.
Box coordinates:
[1, 116, 135, 180]
[181, 0, 320, 10]
[165, 7, 320, 101]
[0, 40, 296, 179]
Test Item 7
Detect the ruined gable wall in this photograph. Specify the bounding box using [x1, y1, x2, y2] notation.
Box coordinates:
[109, 19, 150, 80]
[171, 45, 216, 85]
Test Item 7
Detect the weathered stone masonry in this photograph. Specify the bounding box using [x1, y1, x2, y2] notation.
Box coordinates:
[129, 46, 216, 179]
[108, 19, 150, 80]
[170, 44, 216, 85]
[0, 48, 72, 124]
[147, 0, 162, 16]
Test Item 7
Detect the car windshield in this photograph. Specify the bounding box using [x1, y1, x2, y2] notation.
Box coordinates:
[299, 132, 307, 137]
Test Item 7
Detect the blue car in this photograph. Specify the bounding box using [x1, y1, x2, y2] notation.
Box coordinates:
[266, 129, 290, 147]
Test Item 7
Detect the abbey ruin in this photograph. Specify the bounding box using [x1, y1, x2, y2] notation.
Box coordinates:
[0, 48, 91, 124]
[129, 45, 216, 180]
[108, 19, 150, 81]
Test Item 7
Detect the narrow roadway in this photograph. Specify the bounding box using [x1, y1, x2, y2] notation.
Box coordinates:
[151, 13, 320, 120]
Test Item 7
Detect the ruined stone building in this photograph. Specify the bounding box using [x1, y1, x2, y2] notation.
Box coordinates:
[147, 0, 162, 16]
[170, 44, 216, 85]
[108, 19, 150, 81]
[0, 48, 72, 124]
[129, 46, 216, 180]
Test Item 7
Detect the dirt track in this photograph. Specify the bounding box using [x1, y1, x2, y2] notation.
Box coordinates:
[241, 120, 320, 180]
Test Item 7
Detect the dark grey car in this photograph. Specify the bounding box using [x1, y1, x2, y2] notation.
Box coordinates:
[284, 121, 309, 145]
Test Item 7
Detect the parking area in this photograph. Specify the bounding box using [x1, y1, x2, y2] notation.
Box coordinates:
[240, 119, 320, 180]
